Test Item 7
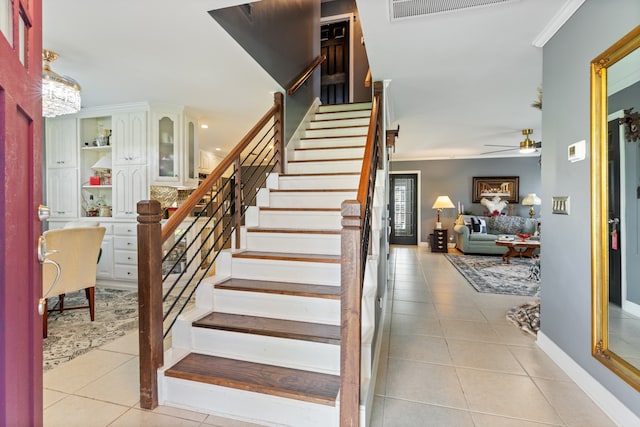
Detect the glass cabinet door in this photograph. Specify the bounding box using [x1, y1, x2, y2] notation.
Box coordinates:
[156, 114, 178, 182]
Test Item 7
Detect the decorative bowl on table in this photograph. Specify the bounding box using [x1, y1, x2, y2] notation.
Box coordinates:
[515, 233, 532, 242]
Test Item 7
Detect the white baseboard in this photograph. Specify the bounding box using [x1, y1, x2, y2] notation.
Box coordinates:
[536, 331, 640, 427]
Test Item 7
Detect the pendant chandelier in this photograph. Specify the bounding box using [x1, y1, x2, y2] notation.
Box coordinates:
[42, 50, 81, 118]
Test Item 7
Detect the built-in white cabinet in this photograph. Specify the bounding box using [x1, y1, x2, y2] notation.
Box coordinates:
[97, 236, 114, 279]
[150, 106, 199, 187]
[112, 111, 147, 165]
[112, 165, 147, 218]
[46, 117, 77, 168]
[47, 168, 79, 218]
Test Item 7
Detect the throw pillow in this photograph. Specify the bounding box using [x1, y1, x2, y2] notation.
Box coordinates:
[470, 216, 481, 233]
[478, 218, 487, 234]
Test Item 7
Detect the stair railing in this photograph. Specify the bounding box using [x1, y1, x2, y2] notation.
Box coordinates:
[287, 55, 326, 95]
[136, 92, 284, 410]
[340, 82, 383, 426]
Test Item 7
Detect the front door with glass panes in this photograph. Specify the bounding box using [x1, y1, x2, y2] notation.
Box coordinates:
[390, 174, 418, 245]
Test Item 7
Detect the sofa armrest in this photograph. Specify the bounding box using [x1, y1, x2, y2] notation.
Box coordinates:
[453, 224, 470, 238]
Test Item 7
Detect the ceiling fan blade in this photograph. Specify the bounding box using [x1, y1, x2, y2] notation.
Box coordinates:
[480, 147, 519, 155]
[483, 144, 518, 148]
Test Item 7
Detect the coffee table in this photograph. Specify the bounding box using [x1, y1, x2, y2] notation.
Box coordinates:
[495, 239, 540, 264]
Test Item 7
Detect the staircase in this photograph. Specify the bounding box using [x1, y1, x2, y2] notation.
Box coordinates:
[158, 102, 373, 426]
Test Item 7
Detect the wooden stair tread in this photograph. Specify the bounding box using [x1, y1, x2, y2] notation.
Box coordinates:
[281, 172, 359, 177]
[260, 207, 341, 212]
[288, 157, 362, 163]
[246, 227, 340, 234]
[193, 312, 340, 344]
[215, 278, 340, 299]
[295, 145, 365, 151]
[269, 188, 356, 193]
[165, 353, 340, 406]
[232, 251, 340, 263]
[300, 134, 367, 140]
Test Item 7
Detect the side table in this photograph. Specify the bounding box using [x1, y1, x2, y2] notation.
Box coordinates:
[431, 229, 447, 253]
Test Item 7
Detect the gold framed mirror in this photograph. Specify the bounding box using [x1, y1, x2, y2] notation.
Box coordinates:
[591, 24, 640, 391]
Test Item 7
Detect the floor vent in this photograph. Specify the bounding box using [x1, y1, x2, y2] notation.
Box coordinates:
[390, 0, 518, 21]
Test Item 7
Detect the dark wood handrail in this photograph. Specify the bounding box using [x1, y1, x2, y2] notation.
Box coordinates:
[287, 55, 326, 96]
[162, 94, 284, 243]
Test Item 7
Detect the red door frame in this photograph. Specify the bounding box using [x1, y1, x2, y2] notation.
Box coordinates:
[0, 0, 43, 426]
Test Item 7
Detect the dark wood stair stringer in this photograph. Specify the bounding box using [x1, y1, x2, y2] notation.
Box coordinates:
[164, 353, 340, 406]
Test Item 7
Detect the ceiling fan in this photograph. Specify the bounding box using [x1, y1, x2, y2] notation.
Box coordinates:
[482, 129, 541, 155]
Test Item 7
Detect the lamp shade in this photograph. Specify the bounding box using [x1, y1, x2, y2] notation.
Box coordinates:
[91, 156, 112, 170]
[522, 193, 541, 206]
[432, 196, 455, 209]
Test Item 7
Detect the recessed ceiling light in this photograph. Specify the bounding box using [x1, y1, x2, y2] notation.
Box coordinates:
[200, 124, 209, 129]
[215, 148, 221, 151]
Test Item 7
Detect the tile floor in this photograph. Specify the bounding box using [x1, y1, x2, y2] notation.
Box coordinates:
[42, 246, 616, 426]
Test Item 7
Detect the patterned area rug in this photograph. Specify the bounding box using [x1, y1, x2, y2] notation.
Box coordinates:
[444, 253, 541, 296]
[43, 288, 138, 371]
[506, 300, 541, 336]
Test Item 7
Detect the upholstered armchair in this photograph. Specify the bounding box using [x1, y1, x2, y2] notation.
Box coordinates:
[41, 226, 106, 338]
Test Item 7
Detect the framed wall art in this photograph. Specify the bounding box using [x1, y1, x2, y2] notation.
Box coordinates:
[472, 176, 519, 203]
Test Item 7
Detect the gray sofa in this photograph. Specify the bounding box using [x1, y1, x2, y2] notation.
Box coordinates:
[453, 214, 538, 255]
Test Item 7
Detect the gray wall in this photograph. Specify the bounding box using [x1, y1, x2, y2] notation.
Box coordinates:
[210, 0, 320, 143]
[542, 0, 640, 414]
[321, 0, 372, 103]
[391, 157, 541, 242]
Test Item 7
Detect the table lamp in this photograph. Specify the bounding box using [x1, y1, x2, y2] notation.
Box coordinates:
[432, 195, 455, 229]
[522, 193, 541, 218]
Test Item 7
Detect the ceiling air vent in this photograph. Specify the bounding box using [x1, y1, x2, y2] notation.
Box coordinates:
[390, 0, 519, 21]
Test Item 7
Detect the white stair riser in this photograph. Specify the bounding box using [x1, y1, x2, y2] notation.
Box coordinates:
[309, 117, 369, 129]
[231, 257, 341, 286]
[214, 289, 340, 325]
[160, 377, 339, 427]
[276, 174, 359, 190]
[257, 210, 342, 229]
[287, 159, 362, 175]
[314, 110, 371, 120]
[298, 136, 367, 149]
[246, 232, 340, 255]
[189, 328, 340, 375]
[293, 146, 364, 161]
[304, 126, 367, 138]
[266, 191, 356, 208]
[318, 102, 372, 113]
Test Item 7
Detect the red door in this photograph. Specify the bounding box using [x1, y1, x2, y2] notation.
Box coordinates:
[0, 1, 43, 426]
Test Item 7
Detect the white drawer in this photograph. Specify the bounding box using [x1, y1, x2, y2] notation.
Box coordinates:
[114, 264, 138, 280]
[114, 236, 137, 250]
[114, 250, 137, 265]
[114, 223, 137, 236]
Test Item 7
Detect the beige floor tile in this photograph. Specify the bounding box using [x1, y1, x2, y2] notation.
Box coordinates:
[379, 397, 474, 427]
[429, 290, 479, 308]
[390, 300, 438, 319]
[374, 354, 389, 396]
[202, 413, 269, 426]
[149, 404, 209, 422]
[392, 288, 431, 303]
[109, 408, 201, 426]
[439, 318, 501, 343]
[533, 378, 618, 427]
[471, 412, 563, 427]
[480, 306, 514, 323]
[368, 396, 384, 427]
[390, 313, 443, 337]
[44, 394, 128, 427]
[43, 349, 134, 393]
[446, 339, 526, 375]
[389, 334, 452, 365]
[492, 323, 538, 346]
[100, 330, 139, 355]
[456, 368, 563, 425]
[75, 357, 140, 406]
[42, 388, 66, 409]
[435, 303, 488, 322]
[508, 345, 571, 381]
[386, 358, 468, 409]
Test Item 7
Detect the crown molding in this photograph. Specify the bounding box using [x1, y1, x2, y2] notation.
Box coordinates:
[532, 0, 586, 48]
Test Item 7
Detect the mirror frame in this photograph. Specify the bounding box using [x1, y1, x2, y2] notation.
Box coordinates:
[591, 24, 640, 391]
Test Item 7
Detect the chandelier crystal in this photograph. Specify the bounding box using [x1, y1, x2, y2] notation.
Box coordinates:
[42, 50, 81, 118]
